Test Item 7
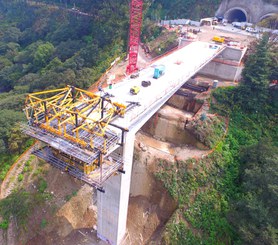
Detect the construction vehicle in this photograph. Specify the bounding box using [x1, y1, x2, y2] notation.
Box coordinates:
[130, 72, 139, 79]
[212, 36, 225, 43]
[141, 80, 151, 87]
[130, 86, 140, 95]
[153, 65, 165, 79]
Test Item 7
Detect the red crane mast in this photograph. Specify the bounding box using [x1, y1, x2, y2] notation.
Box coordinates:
[126, 0, 143, 74]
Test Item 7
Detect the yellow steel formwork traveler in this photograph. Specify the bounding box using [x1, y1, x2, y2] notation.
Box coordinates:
[22, 85, 136, 189]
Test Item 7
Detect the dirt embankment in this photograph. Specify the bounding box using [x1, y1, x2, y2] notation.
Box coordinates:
[24, 167, 98, 245]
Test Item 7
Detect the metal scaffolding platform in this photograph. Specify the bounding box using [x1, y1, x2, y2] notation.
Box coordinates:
[33, 146, 123, 190]
[22, 86, 139, 189]
[21, 124, 119, 165]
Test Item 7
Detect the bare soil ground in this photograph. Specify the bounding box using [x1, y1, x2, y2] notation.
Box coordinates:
[186, 25, 255, 47]
[136, 132, 208, 160]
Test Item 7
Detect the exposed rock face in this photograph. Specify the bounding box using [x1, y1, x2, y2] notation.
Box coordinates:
[216, 0, 278, 23]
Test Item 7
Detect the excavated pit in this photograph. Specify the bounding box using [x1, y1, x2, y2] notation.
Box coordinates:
[142, 93, 206, 148]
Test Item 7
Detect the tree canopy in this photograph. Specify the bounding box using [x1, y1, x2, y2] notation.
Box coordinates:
[237, 34, 271, 113]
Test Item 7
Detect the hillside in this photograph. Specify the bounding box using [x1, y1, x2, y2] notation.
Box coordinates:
[157, 35, 278, 244]
[0, 1, 277, 244]
[147, 0, 222, 20]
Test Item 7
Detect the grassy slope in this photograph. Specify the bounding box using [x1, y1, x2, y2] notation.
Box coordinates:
[155, 86, 277, 244]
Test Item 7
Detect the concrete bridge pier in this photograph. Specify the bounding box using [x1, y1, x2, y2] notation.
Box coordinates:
[97, 132, 135, 245]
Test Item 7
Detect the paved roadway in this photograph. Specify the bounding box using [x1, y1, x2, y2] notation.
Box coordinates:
[103, 41, 224, 131]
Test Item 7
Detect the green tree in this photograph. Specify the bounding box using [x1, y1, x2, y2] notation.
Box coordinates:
[0, 190, 31, 227]
[7, 126, 29, 154]
[268, 36, 278, 82]
[229, 140, 278, 245]
[33, 42, 55, 68]
[0, 110, 25, 150]
[3, 27, 21, 43]
[237, 34, 271, 113]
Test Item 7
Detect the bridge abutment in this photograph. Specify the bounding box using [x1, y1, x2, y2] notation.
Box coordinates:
[198, 47, 246, 81]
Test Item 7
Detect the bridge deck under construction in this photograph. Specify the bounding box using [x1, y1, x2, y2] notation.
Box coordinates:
[22, 42, 226, 189]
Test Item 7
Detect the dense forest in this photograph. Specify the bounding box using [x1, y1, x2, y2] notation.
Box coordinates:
[0, 1, 277, 244]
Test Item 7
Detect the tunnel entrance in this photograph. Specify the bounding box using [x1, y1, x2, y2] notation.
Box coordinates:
[226, 9, 247, 22]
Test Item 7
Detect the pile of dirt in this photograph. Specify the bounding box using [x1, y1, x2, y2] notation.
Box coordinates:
[55, 185, 97, 237]
[11, 166, 98, 245]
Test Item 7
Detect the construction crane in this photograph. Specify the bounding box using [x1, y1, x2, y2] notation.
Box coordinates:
[126, 0, 143, 74]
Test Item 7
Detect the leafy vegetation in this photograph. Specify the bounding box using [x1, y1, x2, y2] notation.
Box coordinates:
[229, 140, 278, 244]
[0, 1, 277, 242]
[40, 218, 48, 229]
[146, 30, 178, 56]
[157, 35, 278, 244]
[146, 0, 221, 20]
[0, 153, 18, 180]
[65, 190, 78, 201]
[186, 114, 226, 149]
[0, 190, 32, 228]
[0, 0, 129, 179]
[38, 177, 48, 193]
[0, 219, 9, 229]
[0, 186, 53, 230]
[0, 0, 192, 181]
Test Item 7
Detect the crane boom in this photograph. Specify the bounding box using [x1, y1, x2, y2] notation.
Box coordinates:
[126, 0, 143, 74]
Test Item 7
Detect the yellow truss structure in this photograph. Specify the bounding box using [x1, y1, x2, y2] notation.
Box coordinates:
[24, 86, 126, 152]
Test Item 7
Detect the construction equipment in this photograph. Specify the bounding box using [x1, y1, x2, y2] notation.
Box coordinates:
[130, 72, 139, 79]
[153, 65, 165, 79]
[212, 36, 225, 43]
[141, 80, 151, 87]
[22, 86, 140, 189]
[22, 0, 145, 189]
[126, 0, 143, 74]
[130, 86, 140, 95]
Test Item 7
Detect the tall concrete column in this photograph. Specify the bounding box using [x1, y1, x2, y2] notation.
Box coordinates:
[97, 132, 135, 245]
